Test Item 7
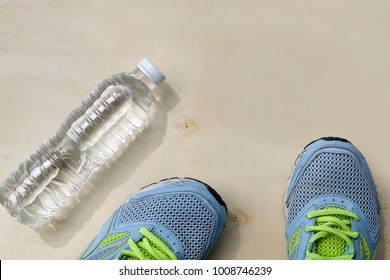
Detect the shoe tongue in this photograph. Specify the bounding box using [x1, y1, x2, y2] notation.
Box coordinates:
[314, 207, 349, 258]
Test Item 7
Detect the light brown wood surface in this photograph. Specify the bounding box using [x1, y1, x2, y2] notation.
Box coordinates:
[0, 0, 389, 259]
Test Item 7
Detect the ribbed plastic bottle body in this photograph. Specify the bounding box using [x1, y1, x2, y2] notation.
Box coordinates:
[0, 70, 155, 227]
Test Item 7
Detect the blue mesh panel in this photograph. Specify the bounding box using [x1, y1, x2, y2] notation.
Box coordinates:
[117, 194, 215, 260]
[288, 152, 379, 235]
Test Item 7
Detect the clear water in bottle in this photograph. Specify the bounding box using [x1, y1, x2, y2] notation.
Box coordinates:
[0, 58, 166, 228]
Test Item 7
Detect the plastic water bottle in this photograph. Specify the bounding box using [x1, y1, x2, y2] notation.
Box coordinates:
[0, 58, 166, 227]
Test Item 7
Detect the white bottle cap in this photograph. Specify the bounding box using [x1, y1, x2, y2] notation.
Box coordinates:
[136, 58, 166, 86]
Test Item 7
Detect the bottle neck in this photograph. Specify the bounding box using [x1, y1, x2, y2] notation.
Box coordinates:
[133, 69, 157, 91]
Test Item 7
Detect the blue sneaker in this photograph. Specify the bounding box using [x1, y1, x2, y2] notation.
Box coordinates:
[78, 177, 227, 260]
[285, 137, 380, 260]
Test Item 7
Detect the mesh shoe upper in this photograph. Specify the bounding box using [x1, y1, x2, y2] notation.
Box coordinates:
[78, 178, 227, 260]
[117, 191, 216, 259]
[285, 138, 380, 260]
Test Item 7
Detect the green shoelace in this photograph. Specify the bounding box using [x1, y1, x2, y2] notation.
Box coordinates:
[116, 228, 177, 260]
[305, 208, 359, 260]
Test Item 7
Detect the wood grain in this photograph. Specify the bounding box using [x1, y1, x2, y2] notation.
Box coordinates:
[0, 0, 389, 259]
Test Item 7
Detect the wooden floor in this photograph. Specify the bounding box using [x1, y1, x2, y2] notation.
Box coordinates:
[0, 1, 389, 259]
